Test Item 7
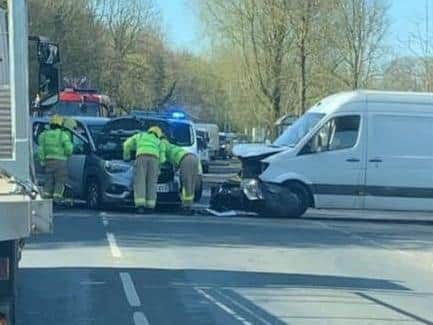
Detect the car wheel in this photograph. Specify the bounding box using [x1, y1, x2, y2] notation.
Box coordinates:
[87, 179, 102, 210]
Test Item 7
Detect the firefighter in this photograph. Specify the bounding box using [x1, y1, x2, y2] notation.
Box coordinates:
[123, 126, 164, 213]
[163, 139, 199, 212]
[63, 118, 78, 139]
[38, 115, 74, 203]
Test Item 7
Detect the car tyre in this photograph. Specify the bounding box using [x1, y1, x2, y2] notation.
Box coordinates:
[87, 179, 102, 210]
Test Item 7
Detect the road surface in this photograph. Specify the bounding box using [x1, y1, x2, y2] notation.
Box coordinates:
[17, 160, 433, 324]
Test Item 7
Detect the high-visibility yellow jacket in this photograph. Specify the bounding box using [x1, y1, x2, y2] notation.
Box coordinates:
[123, 132, 163, 161]
[162, 139, 202, 172]
[165, 142, 188, 167]
[38, 128, 74, 162]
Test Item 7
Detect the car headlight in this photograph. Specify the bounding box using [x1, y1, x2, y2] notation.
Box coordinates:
[241, 178, 263, 200]
[105, 161, 131, 174]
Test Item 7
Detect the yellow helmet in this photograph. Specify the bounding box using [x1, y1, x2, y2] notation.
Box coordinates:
[148, 126, 163, 138]
[64, 118, 77, 130]
[49, 114, 64, 126]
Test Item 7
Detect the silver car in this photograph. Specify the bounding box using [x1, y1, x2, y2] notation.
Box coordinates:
[32, 116, 202, 209]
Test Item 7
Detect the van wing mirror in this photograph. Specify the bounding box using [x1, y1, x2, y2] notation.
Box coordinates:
[37, 41, 60, 65]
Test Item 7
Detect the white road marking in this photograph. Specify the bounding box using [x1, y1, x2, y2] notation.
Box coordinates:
[216, 289, 273, 325]
[106, 233, 122, 258]
[101, 216, 109, 226]
[196, 289, 253, 325]
[133, 312, 150, 325]
[120, 272, 141, 307]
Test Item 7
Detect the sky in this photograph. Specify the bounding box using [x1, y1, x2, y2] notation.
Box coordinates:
[155, 0, 432, 55]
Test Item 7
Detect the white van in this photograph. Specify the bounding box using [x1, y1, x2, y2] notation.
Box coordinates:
[196, 123, 219, 160]
[241, 90, 433, 217]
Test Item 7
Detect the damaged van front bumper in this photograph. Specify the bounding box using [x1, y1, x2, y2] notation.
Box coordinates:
[210, 177, 271, 213]
[210, 178, 299, 217]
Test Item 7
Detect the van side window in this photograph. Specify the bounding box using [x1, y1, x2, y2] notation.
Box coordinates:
[302, 115, 360, 154]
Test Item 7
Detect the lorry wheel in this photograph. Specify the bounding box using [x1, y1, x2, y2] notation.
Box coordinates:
[87, 179, 102, 210]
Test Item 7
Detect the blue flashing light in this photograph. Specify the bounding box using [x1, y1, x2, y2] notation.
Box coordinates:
[171, 111, 186, 119]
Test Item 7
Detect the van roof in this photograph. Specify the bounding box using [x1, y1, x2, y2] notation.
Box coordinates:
[310, 90, 433, 114]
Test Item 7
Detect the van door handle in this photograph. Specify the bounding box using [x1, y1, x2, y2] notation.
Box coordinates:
[346, 158, 360, 162]
[369, 158, 383, 163]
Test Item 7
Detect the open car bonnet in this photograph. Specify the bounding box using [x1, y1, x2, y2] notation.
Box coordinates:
[232, 143, 286, 159]
[102, 117, 143, 135]
[94, 117, 143, 161]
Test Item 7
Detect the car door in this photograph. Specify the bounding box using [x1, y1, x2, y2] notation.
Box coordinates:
[66, 132, 89, 198]
[296, 113, 365, 209]
[364, 109, 433, 211]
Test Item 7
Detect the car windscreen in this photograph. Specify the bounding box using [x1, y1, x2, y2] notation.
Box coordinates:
[44, 101, 100, 117]
[274, 112, 325, 147]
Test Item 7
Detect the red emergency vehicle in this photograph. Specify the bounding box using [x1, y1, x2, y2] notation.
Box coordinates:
[41, 88, 115, 117]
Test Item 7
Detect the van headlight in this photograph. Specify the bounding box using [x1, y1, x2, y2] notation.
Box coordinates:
[105, 161, 131, 174]
[241, 178, 263, 200]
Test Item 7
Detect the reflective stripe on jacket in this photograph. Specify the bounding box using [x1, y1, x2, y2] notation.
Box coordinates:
[38, 128, 74, 161]
[123, 132, 161, 161]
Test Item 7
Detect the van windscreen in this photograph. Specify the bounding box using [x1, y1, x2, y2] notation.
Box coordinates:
[274, 113, 325, 147]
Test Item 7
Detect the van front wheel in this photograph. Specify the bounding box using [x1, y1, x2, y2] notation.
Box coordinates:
[284, 183, 309, 218]
[260, 182, 309, 218]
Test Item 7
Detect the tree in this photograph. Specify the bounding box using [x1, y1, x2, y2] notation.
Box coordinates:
[200, 0, 294, 121]
[327, 0, 388, 89]
[28, 0, 107, 97]
[284, 0, 320, 115]
[98, 0, 158, 109]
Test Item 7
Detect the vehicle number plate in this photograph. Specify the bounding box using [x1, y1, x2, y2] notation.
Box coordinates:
[157, 184, 170, 193]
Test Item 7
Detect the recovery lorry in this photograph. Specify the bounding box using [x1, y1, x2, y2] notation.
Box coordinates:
[0, 1, 56, 323]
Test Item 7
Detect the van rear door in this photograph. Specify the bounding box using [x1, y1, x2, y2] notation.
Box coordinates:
[365, 108, 433, 211]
